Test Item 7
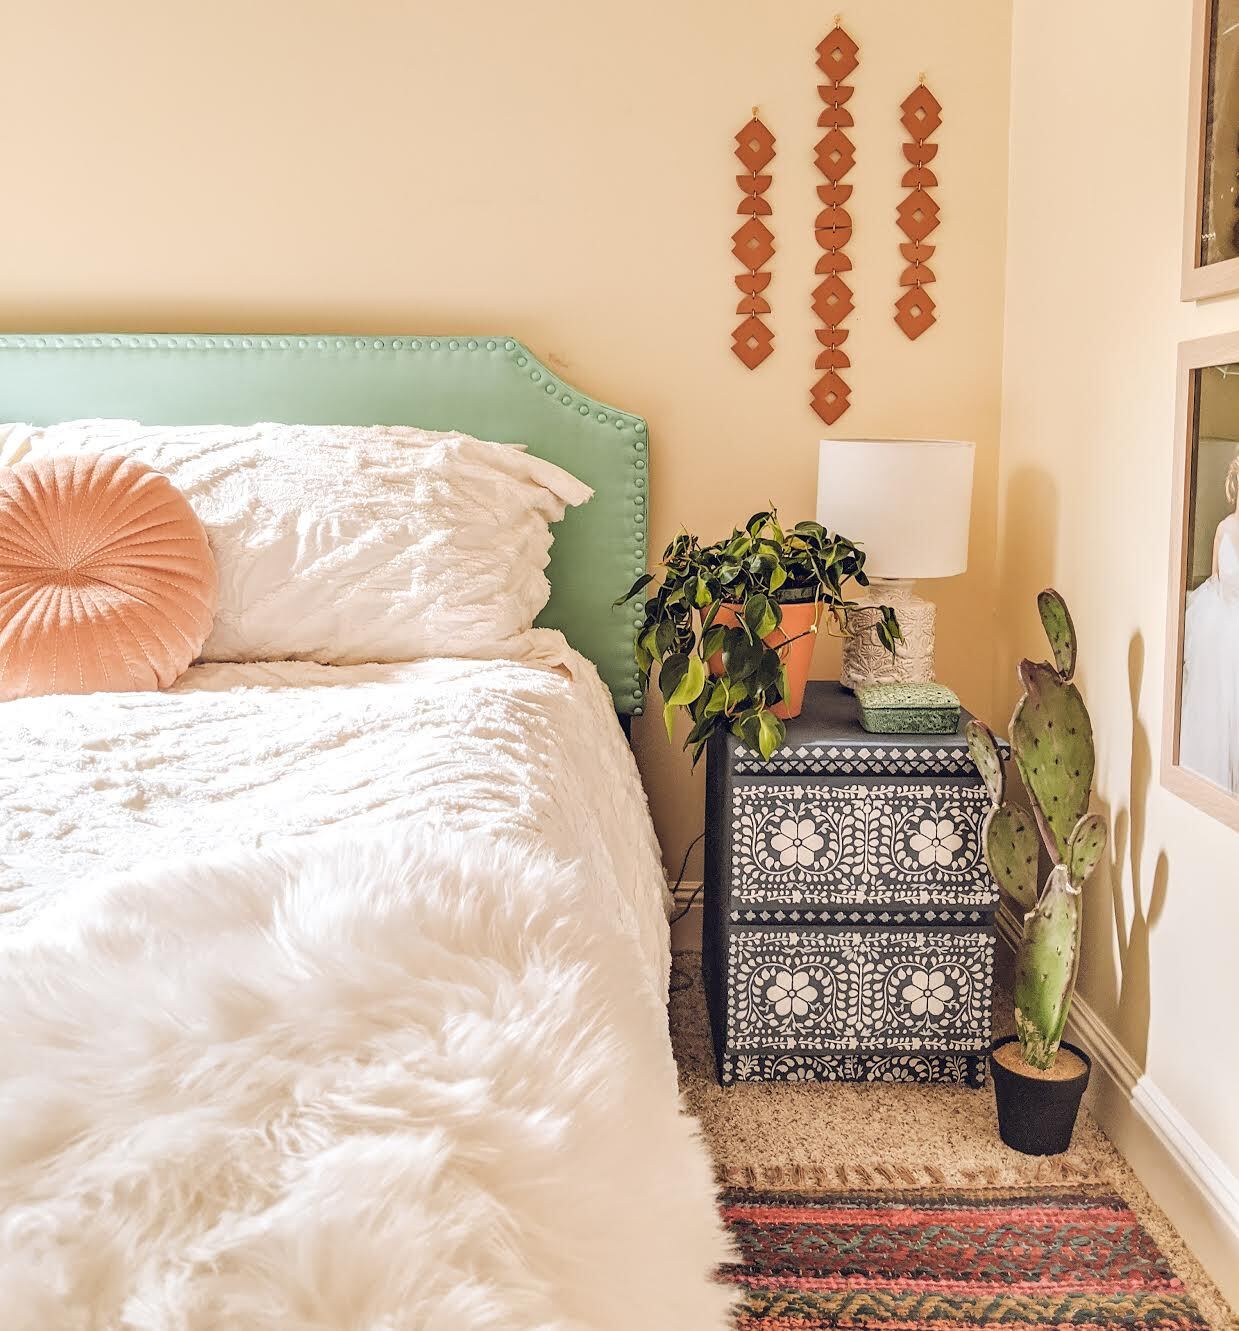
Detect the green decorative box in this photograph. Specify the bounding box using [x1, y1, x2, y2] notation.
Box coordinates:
[855, 681, 961, 734]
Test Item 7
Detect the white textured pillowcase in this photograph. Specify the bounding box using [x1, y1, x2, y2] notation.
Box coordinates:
[7, 421, 592, 666]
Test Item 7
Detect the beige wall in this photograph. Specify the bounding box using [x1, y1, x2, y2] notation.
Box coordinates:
[1002, 0, 1239, 1288]
[3, 0, 1013, 879]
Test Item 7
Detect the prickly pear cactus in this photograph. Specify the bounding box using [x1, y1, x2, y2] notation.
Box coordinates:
[983, 803, 1039, 912]
[1067, 812, 1107, 889]
[965, 587, 1106, 1071]
[1010, 660, 1094, 864]
[1012, 864, 1081, 1069]
[1037, 588, 1077, 679]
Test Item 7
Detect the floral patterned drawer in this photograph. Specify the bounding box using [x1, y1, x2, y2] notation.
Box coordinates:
[729, 781, 996, 921]
[722, 927, 994, 1082]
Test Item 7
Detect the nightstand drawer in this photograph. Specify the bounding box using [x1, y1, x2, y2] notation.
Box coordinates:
[729, 781, 996, 920]
[724, 926, 994, 1061]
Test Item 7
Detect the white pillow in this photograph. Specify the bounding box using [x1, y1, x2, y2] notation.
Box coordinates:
[10, 420, 592, 666]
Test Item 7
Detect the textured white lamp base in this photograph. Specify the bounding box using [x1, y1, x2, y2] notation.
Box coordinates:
[841, 581, 936, 689]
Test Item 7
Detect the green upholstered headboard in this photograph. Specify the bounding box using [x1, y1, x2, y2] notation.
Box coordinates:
[0, 333, 648, 715]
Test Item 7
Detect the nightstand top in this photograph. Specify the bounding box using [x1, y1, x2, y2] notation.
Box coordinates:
[796, 680, 973, 741]
[719, 680, 1005, 777]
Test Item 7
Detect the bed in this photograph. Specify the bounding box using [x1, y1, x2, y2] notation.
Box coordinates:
[0, 335, 734, 1330]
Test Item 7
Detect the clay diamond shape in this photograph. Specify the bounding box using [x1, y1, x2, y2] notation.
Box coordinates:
[895, 287, 937, 339]
[900, 85, 942, 140]
[814, 130, 855, 181]
[733, 316, 774, 369]
[732, 217, 774, 270]
[735, 118, 776, 173]
[811, 370, 851, 424]
[897, 189, 940, 241]
[816, 28, 859, 82]
[811, 275, 854, 325]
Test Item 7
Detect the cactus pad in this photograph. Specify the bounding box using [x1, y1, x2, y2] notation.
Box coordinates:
[965, 719, 1006, 806]
[1067, 812, 1108, 888]
[983, 803, 1040, 912]
[1013, 864, 1081, 1069]
[1037, 587, 1077, 680]
[1011, 660, 1095, 864]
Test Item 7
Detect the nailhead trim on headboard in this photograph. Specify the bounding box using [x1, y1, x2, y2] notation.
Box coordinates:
[0, 333, 649, 715]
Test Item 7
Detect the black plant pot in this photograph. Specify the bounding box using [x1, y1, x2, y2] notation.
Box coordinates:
[990, 1035, 1091, 1156]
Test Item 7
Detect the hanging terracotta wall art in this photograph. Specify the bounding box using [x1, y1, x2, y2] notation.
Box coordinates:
[895, 82, 941, 340]
[811, 24, 859, 424]
[732, 114, 776, 369]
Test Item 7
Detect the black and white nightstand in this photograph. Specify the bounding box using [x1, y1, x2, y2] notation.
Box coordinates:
[702, 681, 1003, 1087]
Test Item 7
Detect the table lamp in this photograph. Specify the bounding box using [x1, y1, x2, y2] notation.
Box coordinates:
[816, 438, 975, 689]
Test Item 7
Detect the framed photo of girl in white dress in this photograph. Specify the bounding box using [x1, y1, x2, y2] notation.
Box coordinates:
[1164, 332, 1239, 831]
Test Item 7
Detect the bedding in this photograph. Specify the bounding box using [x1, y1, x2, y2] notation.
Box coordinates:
[0, 451, 217, 700]
[0, 638, 735, 1328]
[2, 420, 592, 668]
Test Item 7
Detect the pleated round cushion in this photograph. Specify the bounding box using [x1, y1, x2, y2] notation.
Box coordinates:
[0, 452, 218, 699]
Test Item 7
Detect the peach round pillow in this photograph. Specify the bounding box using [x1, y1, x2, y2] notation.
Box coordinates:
[0, 452, 218, 700]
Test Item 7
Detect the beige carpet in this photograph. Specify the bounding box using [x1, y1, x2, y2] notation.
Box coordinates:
[669, 951, 1237, 1331]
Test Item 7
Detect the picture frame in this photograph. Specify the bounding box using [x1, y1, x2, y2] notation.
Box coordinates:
[1162, 331, 1239, 831]
[1182, 0, 1239, 301]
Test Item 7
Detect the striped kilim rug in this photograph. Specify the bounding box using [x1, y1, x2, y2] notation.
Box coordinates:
[719, 1188, 1211, 1328]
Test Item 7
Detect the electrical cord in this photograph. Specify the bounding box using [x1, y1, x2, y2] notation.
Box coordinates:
[667, 831, 705, 995]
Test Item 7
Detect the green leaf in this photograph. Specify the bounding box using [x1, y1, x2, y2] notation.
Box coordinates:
[704, 680, 729, 716]
[614, 572, 653, 607]
[693, 574, 712, 608]
[725, 679, 749, 706]
[685, 708, 715, 745]
[722, 629, 763, 682]
[750, 648, 782, 694]
[659, 653, 689, 701]
[744, 593, 778, 640]
[700, 625, 726, 660]
[663, 700, 678, 742]
[654, 620, 676, 658]
[768, 563, 787, 593]
[735, 711, 763, 753]
[756, 710, 786, 761]
[666, 654, 706, 709]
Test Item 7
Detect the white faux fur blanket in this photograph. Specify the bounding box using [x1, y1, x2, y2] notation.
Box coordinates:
[0, 829, 734, 1330]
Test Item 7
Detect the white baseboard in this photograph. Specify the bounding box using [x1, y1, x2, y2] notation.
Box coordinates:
[669, 879, 704, 953]
[996, 904, 1239, 1306]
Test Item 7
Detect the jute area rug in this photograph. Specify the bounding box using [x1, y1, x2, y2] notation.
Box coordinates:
[669, 952, 1237, 1330]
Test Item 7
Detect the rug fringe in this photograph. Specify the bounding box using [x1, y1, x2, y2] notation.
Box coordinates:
[715, 1157, 1098, 1192]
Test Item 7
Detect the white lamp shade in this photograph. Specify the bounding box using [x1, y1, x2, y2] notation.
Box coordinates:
[816, 438, 975, 580]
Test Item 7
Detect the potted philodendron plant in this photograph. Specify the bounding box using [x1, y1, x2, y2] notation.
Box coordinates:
[966, 589, 1105, 1156]
[617, 509, 899, 763]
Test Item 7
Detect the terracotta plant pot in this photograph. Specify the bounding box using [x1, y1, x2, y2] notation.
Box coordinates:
[706, 600, 821, 719]
[990, 1035, 1092, 1156]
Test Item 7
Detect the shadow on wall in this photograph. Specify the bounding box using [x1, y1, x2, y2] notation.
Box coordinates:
[994, 464, 1059, 704]
[1090, 633, 1168, 1074]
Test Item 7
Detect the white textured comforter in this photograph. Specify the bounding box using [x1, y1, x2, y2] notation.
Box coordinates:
[1, 634, 669, 989]
[0, 642, 734, 1329]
